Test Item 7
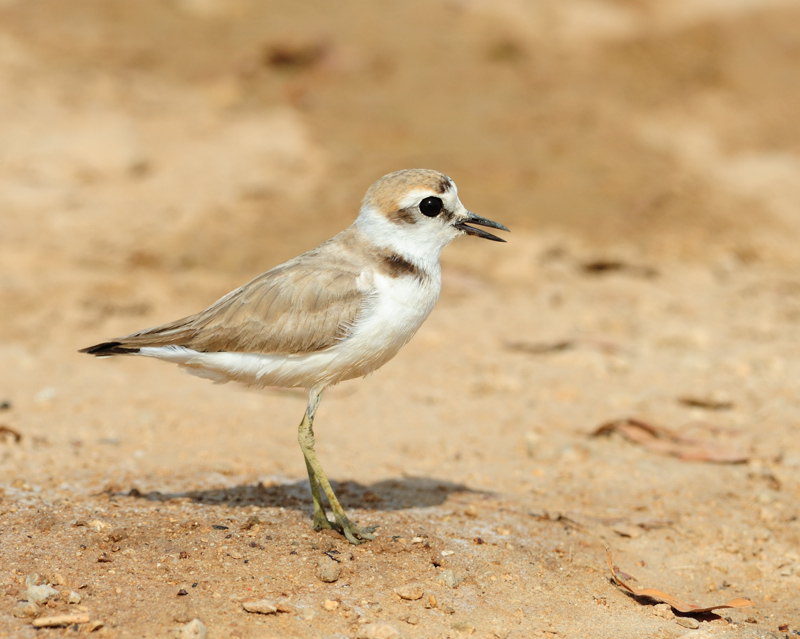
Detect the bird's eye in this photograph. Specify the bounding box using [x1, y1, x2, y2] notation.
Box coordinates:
[419, 196, 443, 217]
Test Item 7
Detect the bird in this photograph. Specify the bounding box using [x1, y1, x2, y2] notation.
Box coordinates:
[80, 168, 508, 544]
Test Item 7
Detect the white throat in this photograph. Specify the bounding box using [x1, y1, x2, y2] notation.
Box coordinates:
[354, 204, 454, 274]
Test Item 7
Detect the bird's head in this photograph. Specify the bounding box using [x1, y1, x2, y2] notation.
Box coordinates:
[356, 168, 508, 264]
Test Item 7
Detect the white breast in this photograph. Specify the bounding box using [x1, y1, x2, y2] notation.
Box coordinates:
[138, 268, 441, 390]
[336, 269, 441, 380]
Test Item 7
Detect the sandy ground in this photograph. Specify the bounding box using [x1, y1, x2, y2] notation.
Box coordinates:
[1, 1, 800, 637]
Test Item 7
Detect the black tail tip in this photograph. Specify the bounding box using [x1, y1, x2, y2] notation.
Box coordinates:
[79, 341, 139, 356]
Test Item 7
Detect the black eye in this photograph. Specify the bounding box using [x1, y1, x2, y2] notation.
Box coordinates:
[419, 196, 443, 217]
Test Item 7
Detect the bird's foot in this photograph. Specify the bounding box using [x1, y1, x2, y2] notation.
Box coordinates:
[310, 507, 374, 544]
[337, 519, 377, 545]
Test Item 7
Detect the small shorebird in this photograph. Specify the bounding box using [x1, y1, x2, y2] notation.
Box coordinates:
[81, 168, 508, 543]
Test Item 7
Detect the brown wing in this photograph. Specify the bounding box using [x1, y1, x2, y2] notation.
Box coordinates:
[83, 248, 371, 356]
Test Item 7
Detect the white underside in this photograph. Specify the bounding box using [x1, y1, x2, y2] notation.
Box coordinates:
[138, 270, 440, 390]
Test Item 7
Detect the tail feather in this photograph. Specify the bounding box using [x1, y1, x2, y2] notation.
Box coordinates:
[79, 341, 141, 356]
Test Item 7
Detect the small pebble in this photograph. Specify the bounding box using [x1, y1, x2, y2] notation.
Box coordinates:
[12, 601, 39, 619]
[87, 519, 111, 532]
[316, 558, 341, 583]
[25, 574, 42, 588]
[676, 617, 700, 629]
[175, 618, 207, 639]
[172, 604, 195, 624]
[323, 599, 340, 611]
[652, 603, 673, 619]
[301, 608, 316, 621]
[34, 387, 57, 403]
[438, 569, 463, 588]
[452, 621, 476, 633]
[242, 599, 278, 614]
[26, 583, 59, 604]
[66, 591, 82, 604]
[394, 583, 424, 601]
[356, 622, 400, 639]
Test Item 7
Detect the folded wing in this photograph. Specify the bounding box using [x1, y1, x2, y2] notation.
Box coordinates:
[81, 255, 371, 356]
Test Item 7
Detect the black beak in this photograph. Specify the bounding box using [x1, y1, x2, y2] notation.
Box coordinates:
[454, 211, 509, 242]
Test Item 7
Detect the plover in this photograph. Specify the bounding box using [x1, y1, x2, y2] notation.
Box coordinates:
[81, 168, 508, 543]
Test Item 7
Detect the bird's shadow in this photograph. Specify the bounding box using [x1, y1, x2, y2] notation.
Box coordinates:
[122, 476, 483, 513]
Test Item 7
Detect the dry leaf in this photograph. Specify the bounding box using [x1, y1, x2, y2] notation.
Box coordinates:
[505, 340, 574, 355]
[529, 511, 585, 531]
[606, 549, 753, 614]
[506, 338, 622, 356]
[0, 424, 22, 443]
[678, 396, 734, 411]
[580, 259, 658, 278]
[591, 417, 748, 463]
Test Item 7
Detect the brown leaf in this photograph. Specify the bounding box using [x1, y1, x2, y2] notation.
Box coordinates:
[678, 396, 734, 411]
[505, 338, 623, 355]
[606, 549, 754, 614]
[591, 417, 748, 463]
[0, 424, 22, 443]
[580, 260, 658, 278]
[530, 511, 585, 531]
[505, 339, 574, 355]
[262, 39, 329, 70]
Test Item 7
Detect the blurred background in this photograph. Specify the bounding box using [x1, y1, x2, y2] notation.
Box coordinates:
[2, 0, 799, 348]
[2, 3, 800, 635]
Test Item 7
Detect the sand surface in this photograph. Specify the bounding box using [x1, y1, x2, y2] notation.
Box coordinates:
[1, 1, 799, 637]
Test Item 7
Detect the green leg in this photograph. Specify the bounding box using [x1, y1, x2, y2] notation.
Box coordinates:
[297, 388, 376, 544]
[303, 455, 332, 531]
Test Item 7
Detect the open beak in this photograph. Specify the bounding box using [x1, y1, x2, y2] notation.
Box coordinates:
[454, 211, 509, 242]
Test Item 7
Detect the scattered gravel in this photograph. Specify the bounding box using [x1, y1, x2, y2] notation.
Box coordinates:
[88, 519, 111, 531]
[26, 583, 59, 604]
[11, 601, 39, 619]
[316, 557, 342, 583]
[242, 599, 278, 614]
[676, 617, 701, 629]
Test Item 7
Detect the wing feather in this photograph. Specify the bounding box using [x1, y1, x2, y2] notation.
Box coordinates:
[102, 241, 373, 355]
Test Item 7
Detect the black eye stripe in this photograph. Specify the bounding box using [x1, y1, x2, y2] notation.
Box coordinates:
[419, 196, 443, 217]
